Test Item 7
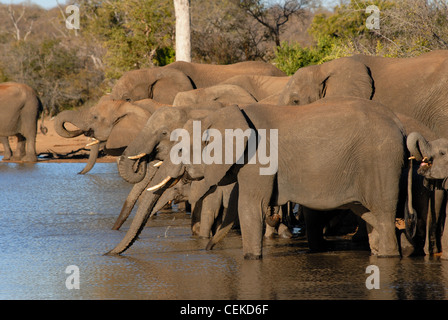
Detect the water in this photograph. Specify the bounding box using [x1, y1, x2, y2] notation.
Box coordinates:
[1, 160, 448, 300]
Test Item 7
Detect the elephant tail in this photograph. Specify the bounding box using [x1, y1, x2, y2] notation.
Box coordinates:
[37, 96, 48, 135]
[405, 157, 418, 241]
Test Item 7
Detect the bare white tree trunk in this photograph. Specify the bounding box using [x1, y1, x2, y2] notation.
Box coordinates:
[174, 0, 191, 62]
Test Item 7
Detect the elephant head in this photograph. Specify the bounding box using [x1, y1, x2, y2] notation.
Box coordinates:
[278, 56, 374, 105]
[116, 103, 225, 184]
[407, 132, 448, 183]
[54, 96, 152, 173]
[108, 105, 250, 255]
[110, 67, 195, 104]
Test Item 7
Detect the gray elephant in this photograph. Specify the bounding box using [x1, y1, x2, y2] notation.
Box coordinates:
[53, 96, 166, 174]
[111, 102, 227, 233]
[407, 131, 448, 259]
[110, 60, 286, 104]
[0, 82, 47, 162]
[107, 97, 407, 259]
[279, 50, 448, 139]
[173, 84, 258, 107]
[221, 75, 290, 103]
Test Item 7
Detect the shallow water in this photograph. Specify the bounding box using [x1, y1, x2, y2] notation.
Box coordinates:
[1, 160, 448, 300]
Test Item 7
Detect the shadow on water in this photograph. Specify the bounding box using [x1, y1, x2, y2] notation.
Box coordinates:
[1, 160, 448, 300]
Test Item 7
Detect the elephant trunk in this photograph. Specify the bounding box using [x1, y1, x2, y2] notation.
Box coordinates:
[117, 155, 148, 184]
[407, 132, 430, 161]
[78, 141, 101, 175]
[53, 109, 87, 138]
[106, 190, 163, 255]
[112, 163, 159, 230]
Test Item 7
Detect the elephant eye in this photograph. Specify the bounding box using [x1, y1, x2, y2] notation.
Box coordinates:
[440, 150, 446, 156]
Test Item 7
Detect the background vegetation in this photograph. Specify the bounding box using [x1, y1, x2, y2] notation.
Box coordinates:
[0, 0, 447, 114]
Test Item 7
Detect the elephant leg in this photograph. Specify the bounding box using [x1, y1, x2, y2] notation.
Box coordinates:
[14, 134, 26, 160]
[199, 190, 222, 238]
[190, 201, 201, 236]
[441, 200, 448, 260]
[206, 184, 239, 250]
[1, 137, 12, 160]
[239, 196, 264, 260]
[20, 129, 37, 162]
[372, 210, 399, 257]
[303, 207, 328, 252]
[425, 189, 444, 254]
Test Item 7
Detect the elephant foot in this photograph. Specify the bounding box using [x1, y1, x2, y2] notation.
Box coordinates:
[22, 155, 38, 162]
[244, 253, 262, 260]
[399, 233, 414, 257]
[278, 224, 293, 239]
[441, 252, 448, 260]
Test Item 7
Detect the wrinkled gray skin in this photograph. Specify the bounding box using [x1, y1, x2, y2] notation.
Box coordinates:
[173, 84, 257, 107]
[54, 96, 164, 174]
[407, 131, 448, 259]
[108, 97, 407, 259]
[110, 61, 286, 104]
[111, 103, 226, 234]
[279, 50, 448, 139]
[0, 82, 47, 162]
[221, 75, 290, 103]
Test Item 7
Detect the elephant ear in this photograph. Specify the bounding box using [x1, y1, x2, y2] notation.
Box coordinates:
[321, 57, 374, 100]
[407, 132, 432, 161]
[106, 104, 151, 150]
[196, 105, 251, 189]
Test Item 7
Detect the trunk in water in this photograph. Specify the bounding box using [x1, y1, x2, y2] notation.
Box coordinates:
[53, 110, 87, 138]
[106, 186, 168, 255]
[112, 164, 158, 230]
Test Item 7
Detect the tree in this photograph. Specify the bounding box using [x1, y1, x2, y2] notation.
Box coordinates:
[174, 0, 191, 62]
[240, 0, 309, 46]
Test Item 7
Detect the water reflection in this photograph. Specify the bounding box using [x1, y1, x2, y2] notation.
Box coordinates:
[1, 161, 448, 300]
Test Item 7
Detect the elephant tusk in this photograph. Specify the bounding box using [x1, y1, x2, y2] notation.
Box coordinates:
[147, 176, 172, 192]
[153, 160, 163, 167]
[86, 138, 100, 147]
[128, 153, 147, 160]
[408, 156, 416, 160]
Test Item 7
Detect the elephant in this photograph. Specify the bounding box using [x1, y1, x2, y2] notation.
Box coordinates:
[107, 97, 408, 259]
[173, 84, 258, 107]
[407, 131, 448, 259]
[53, 96, 167, 174]
[221, 75, 290, 103]
[111, 102, 228, 234]
[0, 82, 47, 162]
[110, 60, 286, 104]
[279, 50, 448, 139]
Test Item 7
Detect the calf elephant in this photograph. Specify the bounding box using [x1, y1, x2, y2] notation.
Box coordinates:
[407, 132, 448, 259]
[107, 97, 407, 259]
[110, 60, 286, 104]
[279, 50, 448, 139]
[0, 82, 46, 162]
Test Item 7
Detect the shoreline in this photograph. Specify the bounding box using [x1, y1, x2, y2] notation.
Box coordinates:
[0, 117, 117, 164]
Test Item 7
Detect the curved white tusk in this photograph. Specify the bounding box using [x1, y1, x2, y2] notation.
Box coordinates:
[85, 138, 100, 147]
[153, 160, 163, 167]
[128, 153, 147, 160]
[147, 176, 172, 192]
[168, 177, 181, 188]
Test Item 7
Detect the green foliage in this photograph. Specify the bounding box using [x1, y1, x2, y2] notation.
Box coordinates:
[82, 0, 175, 80]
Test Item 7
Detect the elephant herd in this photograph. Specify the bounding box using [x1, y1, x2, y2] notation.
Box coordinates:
[3, 51, 448, 260]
